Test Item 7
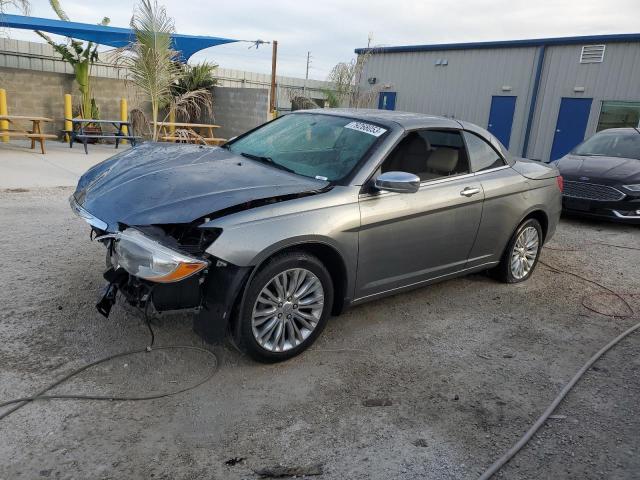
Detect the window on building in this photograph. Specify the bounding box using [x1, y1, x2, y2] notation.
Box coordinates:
[463, 131, 506, 172]
[381, 130, 470, 181]
[596, 101, 640, 131]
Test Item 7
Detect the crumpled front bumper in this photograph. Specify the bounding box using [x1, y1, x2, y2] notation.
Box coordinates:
[97, 266, 203, 317]
[97, 254, 251, 342]
[71, 194, 253, 341]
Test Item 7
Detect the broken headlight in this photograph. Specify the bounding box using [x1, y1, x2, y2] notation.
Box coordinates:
[112, 229, 209, 283]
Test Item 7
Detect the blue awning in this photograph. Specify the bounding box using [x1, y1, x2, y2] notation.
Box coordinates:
[0, 14, 239, 60]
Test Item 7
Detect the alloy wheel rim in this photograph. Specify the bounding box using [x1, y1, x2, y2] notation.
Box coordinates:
[510, 226, 539, 280]
[251, 268, 325, 352]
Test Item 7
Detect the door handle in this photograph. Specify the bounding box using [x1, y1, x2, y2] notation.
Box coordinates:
[460, 187, 481, 197]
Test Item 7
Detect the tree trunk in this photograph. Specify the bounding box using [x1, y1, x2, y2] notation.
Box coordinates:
[75, 60, 91, 119]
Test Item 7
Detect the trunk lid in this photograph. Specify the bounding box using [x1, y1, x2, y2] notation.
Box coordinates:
[511, 157, 559, 180]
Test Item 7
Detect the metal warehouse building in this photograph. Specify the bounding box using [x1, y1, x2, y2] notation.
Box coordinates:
[356, 34, 640, 162]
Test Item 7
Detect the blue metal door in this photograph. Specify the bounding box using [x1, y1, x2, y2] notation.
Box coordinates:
[487, 96, 516, 148]
[550, 97, 593, 161]
[378, 91, 396, 110]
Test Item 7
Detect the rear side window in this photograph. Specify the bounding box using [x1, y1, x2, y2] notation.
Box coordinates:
[463, 131, 506, 172]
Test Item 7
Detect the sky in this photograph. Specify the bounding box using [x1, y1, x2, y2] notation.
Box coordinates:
[2, 0, 640, 80]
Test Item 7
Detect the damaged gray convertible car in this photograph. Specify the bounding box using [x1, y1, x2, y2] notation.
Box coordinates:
[71, 109, 562, 361]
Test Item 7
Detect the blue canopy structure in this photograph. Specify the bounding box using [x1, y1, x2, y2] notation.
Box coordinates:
[0, 14, 239, 60]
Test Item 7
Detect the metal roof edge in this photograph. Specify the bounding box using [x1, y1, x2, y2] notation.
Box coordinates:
[354, 33, 640, 54]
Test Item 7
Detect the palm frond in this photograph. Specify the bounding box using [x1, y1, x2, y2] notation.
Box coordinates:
[174, 128, 207, 145]
[0, 0, 30, 14]
[174, 61, 218, 92]
[48, 0, 69, 21]
[115, 0, 182, 140]
[169, 62, 216, 122]
[166, 88, 212, 122]
[129, 108, 150, 137]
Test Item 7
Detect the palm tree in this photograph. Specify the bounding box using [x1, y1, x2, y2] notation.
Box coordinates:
[171, 61, 217, 122]
[118, 0, 211, 140]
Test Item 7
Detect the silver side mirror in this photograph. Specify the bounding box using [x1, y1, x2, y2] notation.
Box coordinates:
[374, 171, 421, 193]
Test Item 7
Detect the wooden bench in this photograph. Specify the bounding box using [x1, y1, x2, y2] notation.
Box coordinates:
[160, 135, 227, 146]
[0, 115, 55, 154]
[0, 132, 58, 152]
[154, 122, 226, 146]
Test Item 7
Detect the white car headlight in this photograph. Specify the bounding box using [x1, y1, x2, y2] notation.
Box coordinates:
[622, 184, 640, 192]
[112, 229, 208, 283]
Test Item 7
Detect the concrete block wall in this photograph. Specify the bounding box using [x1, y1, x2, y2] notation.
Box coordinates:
[212, 86, 269, 139]
[0, 67, 141, 136]
[1, 39, 337, 116]
[0, 67, 270, 140]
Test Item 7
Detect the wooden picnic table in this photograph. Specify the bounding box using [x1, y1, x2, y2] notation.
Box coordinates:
[0, 115, 56, 154]
[153, 121, 227, 146]
[66, 118, 139, 154]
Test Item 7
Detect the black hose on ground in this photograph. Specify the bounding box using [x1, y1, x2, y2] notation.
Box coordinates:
[477, 249, 639, 479]
[545, 241, 640, 253]
[539, 259, 634, 318]
[0, 312, 218, 422]
[477, 319, 640, 480]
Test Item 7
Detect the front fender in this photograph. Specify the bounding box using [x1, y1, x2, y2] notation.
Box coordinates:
[203, 186, 361, 300]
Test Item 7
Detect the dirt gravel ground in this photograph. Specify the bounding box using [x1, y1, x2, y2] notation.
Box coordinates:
[0, 187, 638, 480]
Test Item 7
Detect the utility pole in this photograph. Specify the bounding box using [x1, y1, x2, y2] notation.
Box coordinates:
[303, 51, 311, 96]
[269, 40, 278, 115]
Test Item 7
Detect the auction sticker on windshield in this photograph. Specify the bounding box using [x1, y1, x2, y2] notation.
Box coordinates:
[344, 121, 387, 137]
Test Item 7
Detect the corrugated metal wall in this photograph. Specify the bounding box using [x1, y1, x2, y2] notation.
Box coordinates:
[359, 41, 640, 161]
[360, 47, 539, 155]
[527, 42, 640, 160]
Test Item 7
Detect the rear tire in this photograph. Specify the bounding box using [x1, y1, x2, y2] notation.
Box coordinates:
[234, 251, 333, 362]
[492, 218, 542, 284]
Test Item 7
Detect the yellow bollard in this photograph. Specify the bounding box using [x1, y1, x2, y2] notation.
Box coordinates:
[120, 98, 128, 145]
[64, 94, 72, 142]
[0, 89, 8, 143]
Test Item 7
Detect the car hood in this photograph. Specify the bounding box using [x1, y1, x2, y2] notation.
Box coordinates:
[73, 142, 329, 232]
[555, 154, 640, 184]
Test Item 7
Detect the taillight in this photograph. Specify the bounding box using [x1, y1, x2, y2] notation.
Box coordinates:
[556, 175, 564, 192]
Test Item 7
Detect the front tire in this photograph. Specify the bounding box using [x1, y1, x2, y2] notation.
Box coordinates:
[492, 218, 542, 283]
[235, 251, 334, 362]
